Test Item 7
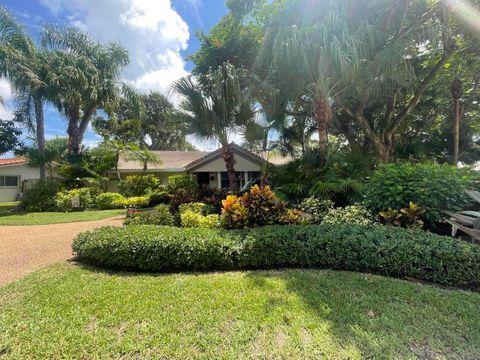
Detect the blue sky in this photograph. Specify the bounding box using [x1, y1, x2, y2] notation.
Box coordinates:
[1, 0, 227, 151]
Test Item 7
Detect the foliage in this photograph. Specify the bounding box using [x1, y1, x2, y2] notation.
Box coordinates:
[180, 211, 220, 228]
[148, 190, 169, 207]
[127, 148, 161, 172]
[0, 120, 21, 155]
[73, 224, 480, 287]
[20, 180, 62, 212]
[277, 208, 304, 225]
[54, 188, 96, 212]
[220, 195, 249, 229]
[95, 192, 126, 210]
[166, 174, 199, 196]
[123, 196, 149, 208]
[119, 175, 160, 197]
[322, 205, 373, 226]
[297, 197, 334, 224]
[198, 185, 227, 214]
[241, 185, 283, 226]
[178, 202, 206, 215]
[364, 162, 473, 224]
[124, 204, 174, 226]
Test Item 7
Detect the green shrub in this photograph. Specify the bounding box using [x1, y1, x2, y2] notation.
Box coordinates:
[242, 185, 283, 226]
[178, 202, 206, 215]
[148, 190, 169, 207]
[54, 188, 94, 212]
[119, 175, 160, 197]
[364, 162, 473, 223]
[322, 205, 373, 225]
[180, 211, 219, 228]
[169, 189, 198, 213]
[73, 224, 480, 287]
[124, 204, 174, 226]
[96, 192, 126, 210]
[297, 197, 334, 224]
[20, 180, 62, 212]
[124, 196, 149, 208]
[167, 174, 198, 195]
[85, 187, 103, 203]
[220, 195, 249, 229]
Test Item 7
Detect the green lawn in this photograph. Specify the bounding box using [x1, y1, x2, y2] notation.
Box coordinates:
[0, 204, 125, 225]
[0, 202, 19, 214]
[0, 264, 478, 359]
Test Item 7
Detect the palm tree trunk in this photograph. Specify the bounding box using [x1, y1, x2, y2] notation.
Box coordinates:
[313, 95, 332, 161]
[67, 109, 81, 155]
[33, 97, 46, 180]
[451, 78, 463, 166]
[221, 144, 238, 191]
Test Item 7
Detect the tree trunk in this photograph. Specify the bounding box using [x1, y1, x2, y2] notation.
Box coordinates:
[451, 77, 463, 166]
[67, 109, 81, 155]
[221, 144, 238, 191]
[33, 97, 46, 180]
[313, 95, 332, 161]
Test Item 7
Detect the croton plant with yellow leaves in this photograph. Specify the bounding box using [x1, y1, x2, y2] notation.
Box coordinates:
[220, 185, 303, 229]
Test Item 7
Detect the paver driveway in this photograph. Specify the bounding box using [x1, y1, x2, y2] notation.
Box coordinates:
[0, 217, 123, 286]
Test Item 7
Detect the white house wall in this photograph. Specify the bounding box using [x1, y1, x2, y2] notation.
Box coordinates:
[0, 164, 40, 202]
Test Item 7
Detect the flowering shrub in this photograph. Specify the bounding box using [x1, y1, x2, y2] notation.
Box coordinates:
[220, 195, 249, 229]
[96, 192, 126, 209]
[322, 205, 373, 225]
[297, 197, 334, 224]
[181, 211, 219, 228]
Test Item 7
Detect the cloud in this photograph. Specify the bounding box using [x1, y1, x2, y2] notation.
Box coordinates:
[39, 0, 190, 94]
[0, 79, 14, 120]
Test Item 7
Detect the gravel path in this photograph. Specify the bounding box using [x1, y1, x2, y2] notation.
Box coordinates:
[0, 217, 124, 287]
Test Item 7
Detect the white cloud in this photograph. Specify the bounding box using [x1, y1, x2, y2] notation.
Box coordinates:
[39, 0, 190, 94]
[0, 79, 14, 120]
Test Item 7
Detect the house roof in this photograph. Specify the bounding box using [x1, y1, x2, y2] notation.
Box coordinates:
[117, 145, 290, 172]
[0, 157, 27, 167]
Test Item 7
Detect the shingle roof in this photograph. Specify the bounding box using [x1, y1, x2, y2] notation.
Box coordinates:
[0, 157, 27, 167]
[118, 151, 209, 171]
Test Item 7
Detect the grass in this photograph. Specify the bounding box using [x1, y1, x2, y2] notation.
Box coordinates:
[0, 264, 479, 359]
[0, 202, 18, 214]
[0, 203, 125, 225]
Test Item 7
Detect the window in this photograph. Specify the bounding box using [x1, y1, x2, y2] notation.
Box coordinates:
[0, 176, 19, 187]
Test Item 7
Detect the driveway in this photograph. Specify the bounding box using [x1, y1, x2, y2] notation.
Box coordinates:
[0, 217, 123, 286]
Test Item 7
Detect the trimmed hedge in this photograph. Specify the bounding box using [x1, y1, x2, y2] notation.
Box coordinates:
[72, 224, 480, 287]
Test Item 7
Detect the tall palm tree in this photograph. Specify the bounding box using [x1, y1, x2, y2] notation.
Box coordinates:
[0, 6, 50, 179]
[272, 1, 371, 161]
[173, 62, 254, 191]
[41, 26, 130, 155]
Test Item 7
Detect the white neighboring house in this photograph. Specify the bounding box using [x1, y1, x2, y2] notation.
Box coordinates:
[110, 144, 289, 192]
[0, 157, 40, 202]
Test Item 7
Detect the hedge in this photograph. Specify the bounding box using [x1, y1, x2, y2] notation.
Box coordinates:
[72, 224, 480, 287]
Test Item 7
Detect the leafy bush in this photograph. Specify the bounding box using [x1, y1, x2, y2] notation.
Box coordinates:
[124, 204, 174, 226]
[364, 162, 473, 223]
[119, 175, 160, 197]
[322, 205, 373, 225]
[21, 180, 62, 212]
[242, 185, 283, 226]
[96, 192, 126, 210]
[54, 188, 95, 212]
[178, 202, 206, 215]
[180, 211, 219, 228]
[169, 189, 198, 213]
[379, 202, 425, 229]
[199, 185, 227, 214]
[166, 174, 198, 195]
[220, 195, 249, 229]
[148, 190, 169, 207]
[297, 197, 334, 224]
[73, 224, 480, 287]
[124, 196, 149, 208]
[84, 187, 103, 204]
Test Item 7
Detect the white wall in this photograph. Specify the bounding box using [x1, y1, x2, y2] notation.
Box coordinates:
[191, 153, 261, 172]
[0, 164, 40, 202]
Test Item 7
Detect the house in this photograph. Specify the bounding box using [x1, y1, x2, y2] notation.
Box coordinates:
[0, 157, 40, 202]
[110, 144, 288, 191]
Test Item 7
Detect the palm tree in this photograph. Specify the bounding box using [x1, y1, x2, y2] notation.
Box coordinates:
[41, 26, 130, 155]
[23, 137, 68, 178]
[173, 62, 254, 190]
[128, 147, 161, 173]
[0, 6, 50, 179]
[272, 1, 371, 161]
[104, 140, 138, 180]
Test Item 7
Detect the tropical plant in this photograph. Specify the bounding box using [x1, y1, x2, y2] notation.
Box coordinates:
[220, 195, 249, 229]
[20, 137, 68, 178]
[181, 211, 220, 228]
[173, 62, 254, 190]
[166, 174, 199, 196]
[124, 204, 174, 226]
[20, 180, 62, 212]
[95, 192, 126, 210]
[322, 205, 373, 225]
[127, 147, 161, 172]
[119, 175, 160, 197]
[0, 120, 21, 155]
[297, 197, 334, 224]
